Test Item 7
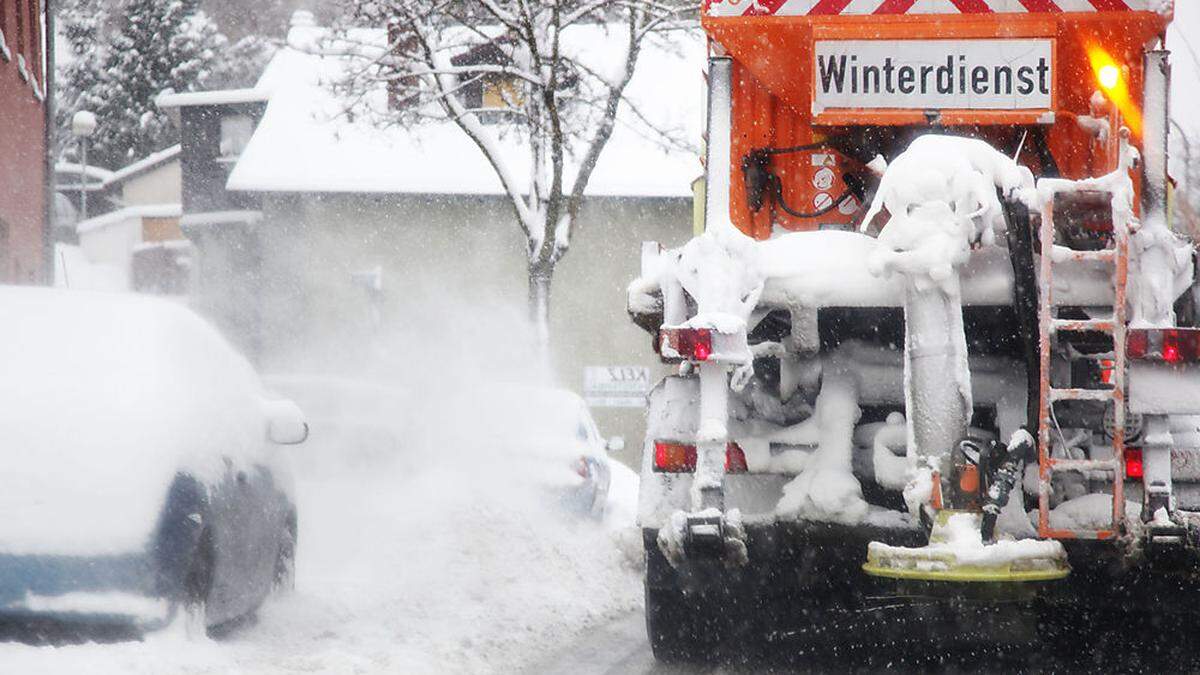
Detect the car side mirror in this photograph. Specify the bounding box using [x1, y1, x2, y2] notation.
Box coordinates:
[606, 436, 625, 453]
[263, 399, 309, 445]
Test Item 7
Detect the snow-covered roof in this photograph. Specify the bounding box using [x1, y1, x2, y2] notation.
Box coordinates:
[106, 144, 181, 185]
[55, 162, 117, 189]
[179, 209, 263, 234]
[57, 146, 180, 191]
[76, 203, 182, 235]
[155, 88, 270, 109]
[226, 22, 704, 198]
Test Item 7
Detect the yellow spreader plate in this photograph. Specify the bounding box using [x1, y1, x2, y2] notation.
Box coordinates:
[862, 510, 1071, 583]
[861, 560, 1070, 583]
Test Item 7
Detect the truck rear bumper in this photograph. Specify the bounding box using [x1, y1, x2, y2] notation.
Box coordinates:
[645, 522, 1200, 616]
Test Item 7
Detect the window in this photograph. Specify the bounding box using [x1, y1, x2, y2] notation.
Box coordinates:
[481, 75, 524, 111]
[218, 114, 254, 161]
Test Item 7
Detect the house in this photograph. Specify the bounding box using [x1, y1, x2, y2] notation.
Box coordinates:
[170, 13, 704, 453]
[58, 145, 190, 293]
[0, 0, 48, 284]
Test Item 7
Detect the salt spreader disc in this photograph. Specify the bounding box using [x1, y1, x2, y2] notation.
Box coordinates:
[861, 511, 1071, 583]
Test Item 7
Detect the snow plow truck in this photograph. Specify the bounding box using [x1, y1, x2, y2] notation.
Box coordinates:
[628, 0, 1200, 660]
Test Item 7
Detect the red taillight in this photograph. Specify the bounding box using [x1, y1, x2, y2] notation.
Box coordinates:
[1099, 358, 1115, 385]
[1128, 328, 1200, 363]
[1125, 447, 1144, 480]
[659, 328, 713, 362]
[725, 442, 748, 473]
[654, 442, 697, 473]
[653, 441, 749, 474]
[1163, 341, 1182, 364]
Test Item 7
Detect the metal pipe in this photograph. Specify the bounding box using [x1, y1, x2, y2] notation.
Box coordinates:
[80, 138, 89, 222]
[903, 277, 971, 476]
[703, 56, 733, 237]
[1143, 50, 1170, 227]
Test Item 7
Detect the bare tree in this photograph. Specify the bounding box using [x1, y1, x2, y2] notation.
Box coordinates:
[329, 0, 693, 355]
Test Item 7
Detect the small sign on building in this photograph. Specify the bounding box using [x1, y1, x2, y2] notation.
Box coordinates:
[584, 366, 651, 408]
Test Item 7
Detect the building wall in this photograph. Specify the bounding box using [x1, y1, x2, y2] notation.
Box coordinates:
[78, 216, 140, 287]
[179, 104, 264, 215]
[121, 161, 183, 207]
[218, 192, 692, 465]
[0, 0, 46, 283]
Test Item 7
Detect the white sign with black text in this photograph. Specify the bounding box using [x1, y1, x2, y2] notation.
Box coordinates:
[813, 39, 1053, 112]
[584, 366, 651, 408]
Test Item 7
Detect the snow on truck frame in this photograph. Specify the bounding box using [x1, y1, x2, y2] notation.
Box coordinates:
[628, 0, 1200, 657]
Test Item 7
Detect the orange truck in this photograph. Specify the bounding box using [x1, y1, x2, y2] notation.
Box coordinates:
[628, 0, 1200, 660]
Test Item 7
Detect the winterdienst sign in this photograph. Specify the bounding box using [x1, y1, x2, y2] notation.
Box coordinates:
[813, 39, 1053, 113]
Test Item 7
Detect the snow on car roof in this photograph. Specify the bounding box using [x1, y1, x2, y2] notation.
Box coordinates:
[225, 22, 703, 198]
[0, 288, 272, 555]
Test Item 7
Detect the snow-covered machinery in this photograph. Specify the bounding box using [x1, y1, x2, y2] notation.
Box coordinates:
[629, 0, 1200, 660]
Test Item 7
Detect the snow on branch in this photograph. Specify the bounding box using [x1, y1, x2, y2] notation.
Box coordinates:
[329, 0, 694, 268]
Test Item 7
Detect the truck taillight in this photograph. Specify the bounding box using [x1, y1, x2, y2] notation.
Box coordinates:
[725, 443, 748, 473]
[1127, 329, 1200, 364]
[653, 441, 748, 474]
[654, 442, 696, 472]
[1125, 447, 1143, 480]
[659, 327, 712, 362]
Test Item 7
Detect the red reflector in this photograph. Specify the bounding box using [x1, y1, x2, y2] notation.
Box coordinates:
[654, 442, 696, 473]
[1127, 330, 1148, 359]
[1128, 328, 1200, 363]
[1099, 358, 1114, 385]
[660, 328, 713, 362]
[725, 442, 748, 473]
[1125, 448, 1144, 480]
[652, 442, 750, 474]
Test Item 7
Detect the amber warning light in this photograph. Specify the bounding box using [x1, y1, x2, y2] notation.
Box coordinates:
[1086, 44, 1139, 135]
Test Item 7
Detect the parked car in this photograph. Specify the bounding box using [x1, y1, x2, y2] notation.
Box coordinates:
[471, 384, 636, 525]
[0, 288, 306, 633]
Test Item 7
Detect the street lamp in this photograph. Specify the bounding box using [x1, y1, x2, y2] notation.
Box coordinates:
[71, 110, 97, 222]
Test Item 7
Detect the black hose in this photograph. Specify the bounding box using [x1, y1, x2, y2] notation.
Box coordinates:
[1004, 196, 1041, 440]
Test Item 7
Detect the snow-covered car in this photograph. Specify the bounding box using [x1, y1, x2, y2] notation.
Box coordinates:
[0, 288, 306, 633]
[456, 384, 636, 524]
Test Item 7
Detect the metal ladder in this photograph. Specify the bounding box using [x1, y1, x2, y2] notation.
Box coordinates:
[1036, 196, 1130, 540]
